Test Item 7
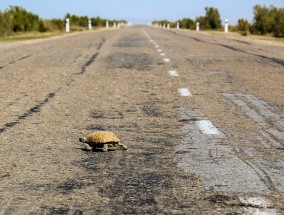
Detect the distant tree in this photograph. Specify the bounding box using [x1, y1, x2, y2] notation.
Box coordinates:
[195, 16, 209, 30]
[205, 7, 222, 30]
[91, 16, 106, 27]
[50, 19, 65, 31]
[273, 8, 284, 37]
[2, 9, 12, 36]
[180, 18, 195, 30]
[250, 5, 284, 37]
[79, 16, 88, 27]
[237, 19, 250, 32]
[38, 20, 47, 32]
[0, 12, 3, 35]
[250, 5, 270, 35]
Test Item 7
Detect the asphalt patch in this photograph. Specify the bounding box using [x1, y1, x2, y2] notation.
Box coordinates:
[106, 52, 154, 71]
[47, 207, 70, 215]
[141, 102, 162, 117]
[57, 181, 83, 193]
[115, 34, 150, 47]
[207, 194, 238, 204]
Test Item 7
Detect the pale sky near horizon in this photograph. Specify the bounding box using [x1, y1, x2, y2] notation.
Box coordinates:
[0, 1, 283, 25]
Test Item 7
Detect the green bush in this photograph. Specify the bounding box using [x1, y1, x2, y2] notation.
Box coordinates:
[250, 5, 284, 37]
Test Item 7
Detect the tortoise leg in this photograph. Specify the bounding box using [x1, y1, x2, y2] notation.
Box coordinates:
[118, 142, 128, 150]
[102, 144, 108, 152]
[85, 143, 92, 151]
[108, 143, 117, 151]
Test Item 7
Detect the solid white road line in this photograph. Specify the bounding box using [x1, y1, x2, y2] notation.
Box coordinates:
[196, 120, 220, 135]
[168, 70, 179, 76]
[178, 88, 192, 96]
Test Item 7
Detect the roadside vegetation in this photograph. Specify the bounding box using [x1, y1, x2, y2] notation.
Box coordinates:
[0, 6, 126, 40]
[153, 5, 284, 38]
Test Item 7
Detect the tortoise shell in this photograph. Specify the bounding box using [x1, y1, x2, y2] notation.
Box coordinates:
[85, 131, 119, 146]
[79, 131, 127, 151]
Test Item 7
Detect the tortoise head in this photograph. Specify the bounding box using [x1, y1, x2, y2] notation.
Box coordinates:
[79, 137, 87, 143]
[118, 142, 128, 150]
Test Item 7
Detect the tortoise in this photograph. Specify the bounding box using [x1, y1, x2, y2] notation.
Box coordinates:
[79, 131, 127, 152]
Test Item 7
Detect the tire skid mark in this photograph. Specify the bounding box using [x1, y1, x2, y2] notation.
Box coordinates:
[219, 44, 284, 66]
[0, 54, 32, 70]
[97, 37, 106, 50]
[0, 45, 53, 71]
[222, 93, 284, 147]
[0, 89, 59, 134]
[221, 93, 284, 194]
[79, 52, 99, 74]
[152, 30, 283, 195]
[78, 38, 105, 74]
[170, 31, 284, 67]
[176, 108, 276, 194]
[233, 148, 278, 193]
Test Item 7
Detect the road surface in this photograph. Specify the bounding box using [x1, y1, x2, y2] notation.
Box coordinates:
[0, 26, 284, 214]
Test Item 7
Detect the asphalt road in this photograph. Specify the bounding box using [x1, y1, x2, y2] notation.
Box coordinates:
[0, 26, 284, 214]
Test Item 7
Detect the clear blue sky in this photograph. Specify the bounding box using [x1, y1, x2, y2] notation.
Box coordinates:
[0, 0, 283, 24]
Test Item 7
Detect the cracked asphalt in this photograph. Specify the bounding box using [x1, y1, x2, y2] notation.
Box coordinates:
[0, 26, 284, 214]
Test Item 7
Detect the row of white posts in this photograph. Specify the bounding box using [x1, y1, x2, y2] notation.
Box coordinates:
[65, 18, 125, 32]
[155, 19, 229, 33]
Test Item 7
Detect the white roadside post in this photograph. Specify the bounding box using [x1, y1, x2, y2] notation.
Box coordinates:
[177, 22, 179, 30]
[113, 22, 117, 29]
[65, 18, 70, 33]
[106, 21, 109, 29]
[225, 19, 229, 33]
[163, 23, 166, 29]
[88, 20, 92, 30]
[196, 22, 200, 32]
[167, 23, 170, 29]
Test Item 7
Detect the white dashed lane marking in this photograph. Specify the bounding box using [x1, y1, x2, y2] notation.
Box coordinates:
[160, 53, 166, 56]
[196, 120, 220, 135]
[163, 58, 171, 63]
[168, 70, 179, 77]
[178, 88, 192, 96]
[157, 49, 162, 52]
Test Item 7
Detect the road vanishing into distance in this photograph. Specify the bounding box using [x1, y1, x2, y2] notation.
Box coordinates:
[0, 26, 284, 214]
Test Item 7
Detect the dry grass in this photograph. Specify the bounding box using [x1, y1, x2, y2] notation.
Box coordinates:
[0, 31, 65, 43]
[205, 31, 284, 45]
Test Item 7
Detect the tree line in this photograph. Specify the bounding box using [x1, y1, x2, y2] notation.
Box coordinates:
[0, 6, 126, 37]
[153, 7, 224, 31]
[153, 5, 284, 38]
[64, 13, 126, 31]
